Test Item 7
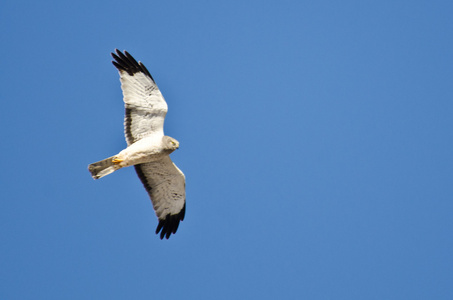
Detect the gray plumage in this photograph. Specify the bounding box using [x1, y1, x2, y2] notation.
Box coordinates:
[88, 49, 186, 239]
[88, 156, 118, 179]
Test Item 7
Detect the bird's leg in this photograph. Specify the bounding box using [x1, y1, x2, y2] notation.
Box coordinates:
[112, 156, 124, 165]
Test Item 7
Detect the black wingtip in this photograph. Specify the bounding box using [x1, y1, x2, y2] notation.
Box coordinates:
[110, 49, 154, 81]
[155, 203, 186, 240]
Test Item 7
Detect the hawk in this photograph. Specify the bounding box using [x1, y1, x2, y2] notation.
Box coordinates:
[88, 49, 185, 239]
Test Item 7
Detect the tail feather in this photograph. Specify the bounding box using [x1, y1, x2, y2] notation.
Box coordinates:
[88, 156, 120, 179]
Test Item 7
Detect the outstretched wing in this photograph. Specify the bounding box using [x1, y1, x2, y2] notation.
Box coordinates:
[111, 49, 167, 145]
[135, 156, 186, 239]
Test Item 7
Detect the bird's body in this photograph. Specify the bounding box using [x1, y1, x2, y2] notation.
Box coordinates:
[88, 49, 185, 239]
[114, 135, 178, 168]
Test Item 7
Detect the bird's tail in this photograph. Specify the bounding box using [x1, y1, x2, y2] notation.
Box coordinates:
[88, 156, 120, 179]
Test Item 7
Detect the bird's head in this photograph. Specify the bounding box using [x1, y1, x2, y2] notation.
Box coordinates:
[163, 136, 180, 152]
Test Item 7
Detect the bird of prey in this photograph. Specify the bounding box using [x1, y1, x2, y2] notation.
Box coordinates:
[88, 49, 185, 239]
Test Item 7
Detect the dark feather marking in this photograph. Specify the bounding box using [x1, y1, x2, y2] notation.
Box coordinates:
[111, 60, 123, 71]
[111, 52, 130, 72]
[111, 49, 155, 82]
[124, 107, 134, 145]
[156, 221, 164, 236]
[124, 50, 139, 67]
[135, 164, 152, 192]
[139, 62, 154, 81]
[156, 202, 186, 240]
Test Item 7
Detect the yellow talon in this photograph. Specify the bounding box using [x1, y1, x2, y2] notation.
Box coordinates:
[112, 157, 123, 165]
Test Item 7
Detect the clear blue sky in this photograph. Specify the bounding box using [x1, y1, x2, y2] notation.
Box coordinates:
[1, 0, 452, 299]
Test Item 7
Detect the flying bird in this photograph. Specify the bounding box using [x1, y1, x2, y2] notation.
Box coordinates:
[88, 49, 185, 239]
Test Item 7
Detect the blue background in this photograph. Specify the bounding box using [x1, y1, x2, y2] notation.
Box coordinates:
[1, 0, 452, 299]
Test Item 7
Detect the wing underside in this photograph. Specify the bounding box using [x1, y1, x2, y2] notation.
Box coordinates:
[135, 156, 186, 239]
[111, 49, 168, 145]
